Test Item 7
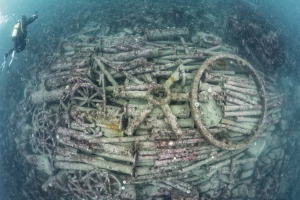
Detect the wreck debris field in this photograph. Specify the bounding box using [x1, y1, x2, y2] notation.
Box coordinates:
[0, 0, 299, 200]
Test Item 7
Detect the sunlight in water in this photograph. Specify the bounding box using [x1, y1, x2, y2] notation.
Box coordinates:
[0, 12, 13, 26]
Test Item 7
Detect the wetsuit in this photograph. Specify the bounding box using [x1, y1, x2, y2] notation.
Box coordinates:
[1, 13, 38, 70]
[12, 14, 38, 54]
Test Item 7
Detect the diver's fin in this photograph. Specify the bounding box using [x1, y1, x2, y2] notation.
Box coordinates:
[0, 56, 6, 71]
[9, 51, 15, 67]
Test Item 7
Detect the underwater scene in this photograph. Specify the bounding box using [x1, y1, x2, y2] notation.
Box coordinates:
[0, 0, 300, 199]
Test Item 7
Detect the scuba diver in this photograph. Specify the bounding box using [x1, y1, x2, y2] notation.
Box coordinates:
[0, 12, 38, 71]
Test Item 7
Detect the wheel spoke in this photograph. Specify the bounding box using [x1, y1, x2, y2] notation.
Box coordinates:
[90, 92, 100, 99]
[91, 98, 103, 103]
[72, 83, 103, 108]
[67, 167, 121, 199]
[161, 103, 183, 138]
[106, 174, 112, 196]
[77, 89, 87, 98]
[73, 97, 87, 101]
[79, 100, 88, 107]
[125, 103, 153, 136]
[90, 102, 98, 108]
[83, 87, 89, 96]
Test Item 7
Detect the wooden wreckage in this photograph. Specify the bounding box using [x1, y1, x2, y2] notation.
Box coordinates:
[12, 27, 283, 199]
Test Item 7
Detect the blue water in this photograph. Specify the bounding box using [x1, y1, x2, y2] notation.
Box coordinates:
[254, 0, 300, 74]
[1, 0, 300, 199]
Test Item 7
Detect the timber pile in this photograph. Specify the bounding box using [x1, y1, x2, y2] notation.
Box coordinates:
[11, 23, 284, 200]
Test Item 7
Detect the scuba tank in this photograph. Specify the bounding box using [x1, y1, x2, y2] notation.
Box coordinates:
[12, 21, 21, 41]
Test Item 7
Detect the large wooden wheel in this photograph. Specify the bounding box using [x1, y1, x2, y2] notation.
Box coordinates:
[67, 169, 122, 200]
[190, 54, 267, 150]
[71, 83, 103, 109]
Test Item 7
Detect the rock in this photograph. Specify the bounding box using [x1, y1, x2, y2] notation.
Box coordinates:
[271, 148, 284, 160]
[281, 155, 290, 172]
[279, 119, 288, 131]
[277, 174, 292, 199]
[245, 138, 266, 158]
[266, 124, 275, 131]
[240, 177, 252, 185]
[218, 174, 230, 183]
[259, 155, 272, 165]
[268, 152, 276, 160]
[254, 167, 266, 180]
[240, 169, 254, 179]
[268, 134, 281, 148]
[104, 26, 110, 35]
[261, 131, 272, 147]
[219, 166, 230, 174]
[197, 178, 209, 185]
[198, 181, 211, 193]
[231, 184, 248, 198]
[116, 32, 126, 37]
[202, 190, 214, 198]
[154, 18, 163, 27]
[273, 158, 283, 172]
[123, 28, 133, 35]
[209, 177, 220, 190]
[248, 185, 256, 198]
[280, 136, 287, 145]
[231, 187, 238, 198]
[41, 170, 67, 194]
[241, 161, 255, 171]
[219, 181, 228, 189]
[26, 154, 53, 176]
